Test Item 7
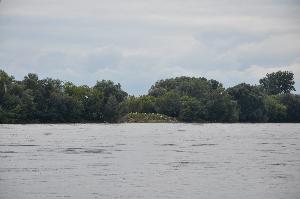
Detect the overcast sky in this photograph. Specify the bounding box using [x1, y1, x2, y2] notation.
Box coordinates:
[0, 0, 300, 95]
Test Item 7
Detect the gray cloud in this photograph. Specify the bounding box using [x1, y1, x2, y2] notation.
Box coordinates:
[0, 0, 300, 95]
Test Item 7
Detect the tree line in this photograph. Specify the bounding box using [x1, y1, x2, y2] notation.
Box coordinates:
[0, 69, 299, 123]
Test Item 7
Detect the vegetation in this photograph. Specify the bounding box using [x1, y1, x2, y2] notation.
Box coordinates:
[259, 71, 295, 95]
[227, 83, 267, 122]
[122, 112, 177, 123]
[0, 70, 127, 123]
[0, 69, 299, 123]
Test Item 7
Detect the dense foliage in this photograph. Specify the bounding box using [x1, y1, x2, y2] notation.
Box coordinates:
[259, 71, 295, 95]
[0, 69, 299, 123]
[0, 70, 127, 123]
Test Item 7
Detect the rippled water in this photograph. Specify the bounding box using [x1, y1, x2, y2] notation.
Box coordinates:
[0, 124, 300, 199]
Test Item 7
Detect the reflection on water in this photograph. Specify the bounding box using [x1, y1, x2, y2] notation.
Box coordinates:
[0, 123, 300, 199]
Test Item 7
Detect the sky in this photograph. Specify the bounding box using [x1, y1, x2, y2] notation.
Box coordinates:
[0, 0, 300, 95]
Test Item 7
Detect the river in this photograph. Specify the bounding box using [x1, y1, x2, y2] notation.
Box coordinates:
[0, 123, 299, 199]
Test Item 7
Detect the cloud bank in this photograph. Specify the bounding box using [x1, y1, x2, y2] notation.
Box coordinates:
[0, 0, 300, 95]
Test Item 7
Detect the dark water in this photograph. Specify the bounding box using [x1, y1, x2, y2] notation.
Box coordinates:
[0, 124, 299, 199]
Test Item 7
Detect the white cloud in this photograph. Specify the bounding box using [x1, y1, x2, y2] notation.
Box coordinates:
[206, 63, 300, 91]
[0, 0, 300, 94]
[227, 33, 300, 66]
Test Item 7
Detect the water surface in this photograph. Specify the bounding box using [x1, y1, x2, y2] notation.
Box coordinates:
[0, 124, 299, 199]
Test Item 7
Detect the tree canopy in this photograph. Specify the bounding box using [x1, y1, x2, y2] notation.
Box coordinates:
[259, 71, 295, 95]
[0, 70, 128, 123]
[0, 69, 299, 123]
[227, 83, 267, 122]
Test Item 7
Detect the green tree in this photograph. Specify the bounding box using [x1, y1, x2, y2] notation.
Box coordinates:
[179, 96, 204, 122]
[125, 96, 140, 113]
[227, 83, 268, 122]
[149, 76, 238, 122]
[94, 80, 127, 103]
[0, 70, 14, 102]
[138, 95, 157, 113]
[148, 76, 212, 101]
[265, 95, 287, 122]
[205, 89, 239, 122]
[63, 82, 89, 122]
[23, 73, 39, 90]
[0, 69, 299, 124]
[126, 95, 157, 113]
[83, 89, 104, 121]
[32, 78, 65, 122]
[259, 71, 295, 95]
[156, 92, 181, 117]
[279, 94, 300, 122]
[104, 95, 120, 122]
[93, 80, 128, 122]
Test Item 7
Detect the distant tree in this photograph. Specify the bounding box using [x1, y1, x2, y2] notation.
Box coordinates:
[23, 73, 39, 90]
[279, 94, 300, 122]
[0, 106, 6, 123]
[0, 70, 14, 101]
[125, 96, 140, 113]
[148, 76, 211, 100]
[126, 95, 157, 113]
[0, 69, 299, 123]
[265, 95, 287, 122]
[94, 80, 127, 103]
[259, 71, 295, 95]
[138, 95, 157, 113]
[61, 94, 84, 122]
[179, 96, 204, 122]
[148, 86, 167, 97]
[63, 82, 89, 122]
[149, 76, 239, 122]
[227, 83, 268, 122]
[32, 78, 64, 122]
[83, 89, 104, 121]
[93, 80, 128, 121]
[156, 91, 181, 117]
[205, 89, 239, 122]
[104, 95, 120, 122]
